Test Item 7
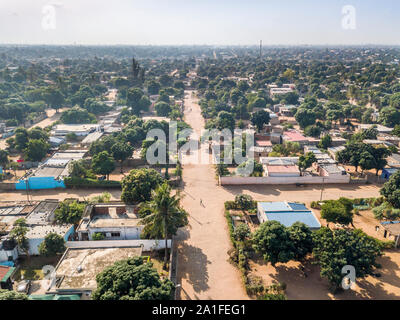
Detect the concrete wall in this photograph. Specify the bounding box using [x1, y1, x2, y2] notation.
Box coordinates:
[0, 248, 18, 262]
[66, 239, 172, 251]
[15, 177, 66, 190]
[220, 174, 351, 185]
[88, 226, 143, 240]
[0, 183, 16, 191]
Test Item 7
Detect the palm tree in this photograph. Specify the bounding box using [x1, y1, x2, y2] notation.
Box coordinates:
[9, 218, 30, 264]
[141, 182, 188, 269]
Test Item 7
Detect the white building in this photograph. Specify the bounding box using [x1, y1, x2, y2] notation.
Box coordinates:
[77, 204, 143, 241]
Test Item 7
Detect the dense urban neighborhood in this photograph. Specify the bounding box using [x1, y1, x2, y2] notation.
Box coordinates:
[0, 43, 400, 303]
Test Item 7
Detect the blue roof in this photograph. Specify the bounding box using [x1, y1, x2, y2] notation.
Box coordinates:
[259, 201, 321, 229]
[259, 201, 308, 213]
[265, 211, 321, 229]
[383, 168, 399, 174]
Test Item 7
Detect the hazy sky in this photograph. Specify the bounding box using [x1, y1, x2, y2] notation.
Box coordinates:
[0, 0, 399, 45]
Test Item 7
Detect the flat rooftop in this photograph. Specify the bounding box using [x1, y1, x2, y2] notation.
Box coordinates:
[25, 201, 59, 225]
[55, 247, 142, 290]
[25, 224, 72, 239]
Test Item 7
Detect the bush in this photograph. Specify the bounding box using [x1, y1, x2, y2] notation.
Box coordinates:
[310, 201, 321, 209]
[92, 232, 105, 241]
[257, 293, 287, 300]
[373, 202, 400, 221]
[64, 177, 121, 189]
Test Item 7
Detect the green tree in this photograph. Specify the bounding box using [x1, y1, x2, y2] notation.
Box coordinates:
[0, 150, 9, 169]
[295, 108, 316, 129]
[381, 171, 400, 208]
[318, 135, 332, 149]
[121, 168, 163, 203]
[60, 106, 96, 124]
[9, 218, 30, 261]
[92, 151, 115, 180]
[38, 233, 66, 257]
[92, 232, 105, 241]
[216, 111, 235, 132]
[234, 194, 254, 211]
[251, 110, 270, 132]
[92, 257, 174, 300]
[233, 223, 251, 242]
[252, 221, 295, 266]
[288, 222, 314, 261]
[154, 101, 171, 117]
[312, 228, 382, 290]
[54, 201, 85, 225]
[141, 182, 188, 268]
[298, 152, 317, 176]
[0, 290, 28, 300]
[24, 139, 50, 162]
[111, 143, 133, 173]
[43, 87, 64, 112]
[321, 198, 354, 227]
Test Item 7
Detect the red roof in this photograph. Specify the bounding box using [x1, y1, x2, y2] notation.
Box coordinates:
[266, 165, 300, 173]
[0, 266, 12, 282]
[283, 130, 307, 142]
[256, 140, 272, 147]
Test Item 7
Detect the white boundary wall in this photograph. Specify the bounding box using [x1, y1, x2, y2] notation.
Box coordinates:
[220, 175, 350, 185]
[66, 239, 172, 251]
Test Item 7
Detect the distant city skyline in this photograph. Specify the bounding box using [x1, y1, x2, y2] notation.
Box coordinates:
[0, 0, 399, 46]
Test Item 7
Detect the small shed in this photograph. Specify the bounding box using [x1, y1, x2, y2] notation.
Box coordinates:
[376, 221, 400, 247]
[381, 168, 399, 180]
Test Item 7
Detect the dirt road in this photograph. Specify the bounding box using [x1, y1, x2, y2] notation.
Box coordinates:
[176, 90, 248, 300]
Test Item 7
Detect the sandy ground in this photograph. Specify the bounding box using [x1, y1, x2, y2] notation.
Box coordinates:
[250, 250, 400, 300]
[176, 90, 248, 300]
[248, 198, 400, 300]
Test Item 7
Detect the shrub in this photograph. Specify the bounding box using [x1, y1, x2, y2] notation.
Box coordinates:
[64, 177, 121, 189]
[257, 293, 287, 300]
[92, 232, 105, 241]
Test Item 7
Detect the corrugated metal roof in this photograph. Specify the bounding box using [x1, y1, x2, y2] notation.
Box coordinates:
[265, 211, 321, 229]
[259, 201, 321, 229]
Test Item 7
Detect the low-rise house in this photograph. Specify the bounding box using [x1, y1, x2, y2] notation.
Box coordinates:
[381, 167, 399, 179]
[328, 146, 346, 161]
[0, 239, 18, 265]
[0, 265, 16, 290]
[386, 154, 400, 168]
[76, 203, 143, 241]
[81, 131, 103, 147]
[265, 165, 300, 177]
[52, 124, 101, 137]
[279, 105, 297, 117]
[257, 202, 321, 230]
[363, 139, 394, 148]
[50, 245, 143, 295]
[25, 224, 74, 255]
[318, 164, 347, 177]
[358, 124, 393, 135]
[282, 130, 309, 146]
[376, 221, 400, 247]
[16, 150, 86, 190]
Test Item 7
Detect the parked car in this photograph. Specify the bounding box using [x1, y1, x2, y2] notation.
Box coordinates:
[17, 280, 31, 294]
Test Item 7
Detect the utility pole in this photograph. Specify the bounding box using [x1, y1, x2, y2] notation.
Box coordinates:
[259, 40, 262, 59]
[25, 178, 31, 204]
[320, 177, 325, 202]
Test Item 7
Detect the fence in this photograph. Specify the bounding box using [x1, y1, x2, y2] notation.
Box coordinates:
[219, 175, 351, 185]
[66, 239, 172, 251]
